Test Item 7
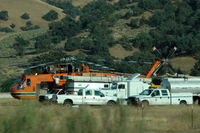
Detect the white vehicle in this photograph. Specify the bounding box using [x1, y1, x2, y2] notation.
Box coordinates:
[100, 74, 151, 104]
[128, 88, 193, 106]
[64, 74, 151, 104]
[39, 89, 65, 102]
[52, 89, 118, 106]
[161, 78, 200, 104]
[64, 75, 127, 93]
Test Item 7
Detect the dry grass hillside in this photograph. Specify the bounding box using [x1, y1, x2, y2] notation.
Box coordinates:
[109, 44, 139, 59]
[0, 0, 66, 31]
[171, 56, 197, 73]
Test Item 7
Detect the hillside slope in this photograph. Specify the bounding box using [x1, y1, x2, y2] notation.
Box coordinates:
[0, 0, 66, 31]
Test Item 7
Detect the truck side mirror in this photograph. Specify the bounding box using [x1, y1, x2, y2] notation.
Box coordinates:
[151, 93, 155, 97]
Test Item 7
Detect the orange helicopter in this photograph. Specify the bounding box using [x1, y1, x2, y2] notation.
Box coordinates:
[9, 55, 131, 99]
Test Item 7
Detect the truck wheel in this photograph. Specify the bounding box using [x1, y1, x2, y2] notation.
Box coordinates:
[141, 101, 149, 108]
[180, 100, 187, 105]
[107, 101, 116, 106]
[64, 100, 72, 107]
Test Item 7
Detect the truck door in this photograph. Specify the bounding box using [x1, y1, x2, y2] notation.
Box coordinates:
[93, 90, 106, 105]
[160, 90, 170, 105]
[150, 90, 163, 105]
[117, 84, 126, 99]
[83, 90, 94, 105]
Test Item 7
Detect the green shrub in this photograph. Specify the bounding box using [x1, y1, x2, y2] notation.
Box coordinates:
[10, 24, 15, 29]
[0, 78, 15, 92]
[13, 36, 30, 56]
[129, 18, 140, 28]
[21, 13, 30, 19]
[42, 10, 58, 21]
[0, 27, 14, 33]
[131, 6, 144, 16]
[0, 10, 8, 20]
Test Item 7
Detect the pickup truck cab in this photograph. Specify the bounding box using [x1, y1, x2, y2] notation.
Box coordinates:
[39, 89, 65, 102]
[128, 88, 193, 106]
[52, 89, 117, 106]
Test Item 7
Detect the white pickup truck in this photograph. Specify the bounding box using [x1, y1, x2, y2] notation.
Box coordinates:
[52, 89, 118, 106]
[39, 89, 65, 102]
[127, 88, 193, 106]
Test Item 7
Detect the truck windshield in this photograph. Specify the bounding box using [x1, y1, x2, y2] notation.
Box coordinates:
[49, 89, 59, 94]
[111, 83, 117, 89]
[139, 90, 153, 95]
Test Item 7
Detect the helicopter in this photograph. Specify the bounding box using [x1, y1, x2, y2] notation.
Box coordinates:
[9, 55, 131, 99]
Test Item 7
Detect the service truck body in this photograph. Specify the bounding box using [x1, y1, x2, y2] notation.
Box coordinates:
[64, 75, 127, 94]
[128, 88, 193, 106]
[161, 78, 200, 104]
[100, 74, 151, 103]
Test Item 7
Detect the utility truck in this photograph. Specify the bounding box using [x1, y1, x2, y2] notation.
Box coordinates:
[128, 88, 193, 106]
[64, 74, 151, 104]
[100, 73, 151, 104]
[52, 89, 117, 106]
[160, 78, 200, 104]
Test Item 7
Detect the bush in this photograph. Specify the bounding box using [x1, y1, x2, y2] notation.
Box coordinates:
[122, 12, 132, 19]
[34, 34, 52, 52]
[0, 78, 15, 92]
[118, 36, 133, 51]
[129, 18, 140, 28]
[13, 36, 30, 56]
[138, 0, 163, 10]
[10, 24, 15, 29]
[131, 6, 144, 16]
[21, 13, 30, 19]
[42, 10, 58, 21]
[20, 21, 40, 31]
[65, 37, 81, 51]
[26, 21, 32, 26]
[0, 10, 8, 20]
[0, 27, 14, 33]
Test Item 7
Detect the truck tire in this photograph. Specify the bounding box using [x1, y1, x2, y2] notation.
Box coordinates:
[180, 100, 187, 105]
[141, 101, 149, 108]
[107, 101, 116, 106]
[64, 100, 72, 107]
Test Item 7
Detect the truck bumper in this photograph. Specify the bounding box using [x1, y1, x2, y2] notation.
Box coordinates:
[127, 97, 140, 106]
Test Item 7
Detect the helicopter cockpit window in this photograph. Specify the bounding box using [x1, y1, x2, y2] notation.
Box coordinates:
[17, 81, 25, 90]
[26, 79, 31, 86]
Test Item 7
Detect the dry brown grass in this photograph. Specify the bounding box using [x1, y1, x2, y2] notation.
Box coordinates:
[171, 56, 197, 73]
[109, 44, 139, 59]
[0, 0, 66, 31]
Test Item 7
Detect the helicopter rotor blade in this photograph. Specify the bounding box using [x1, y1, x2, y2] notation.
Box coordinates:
[16, 62, 55, 72]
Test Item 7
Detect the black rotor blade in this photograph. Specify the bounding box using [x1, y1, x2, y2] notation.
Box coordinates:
[167, 63, 177, 75]
[167, 47, 177, 58]
[16, 62, 55, 72]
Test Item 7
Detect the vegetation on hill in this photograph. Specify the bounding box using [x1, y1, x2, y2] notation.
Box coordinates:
[30, 0, 200, 75]
[0, 10, 8, 20]
[42, 10, 58, 21]
[2, 0, 200, 92]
